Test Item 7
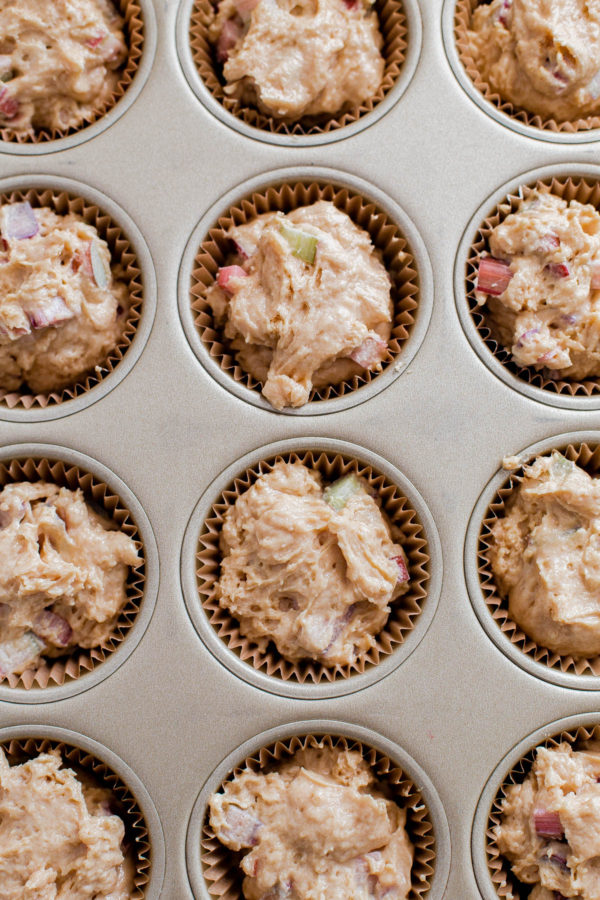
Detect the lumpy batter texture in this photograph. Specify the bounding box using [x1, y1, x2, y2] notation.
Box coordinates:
[496, 742, 600, 900]
[466, 0, 600, 121]
[209, 746, 413, 900]
[206, 201, 393, 409]
[475, 191, 600, 381]
[0, 0, 127, 135]
[490, 452, 600, 657]
[215, 461, 410, 666]
[209, 0, 384, 120]
[0, 202, 129, 395]
[0, 481, 140, 677]
[0, 748, 133, 899]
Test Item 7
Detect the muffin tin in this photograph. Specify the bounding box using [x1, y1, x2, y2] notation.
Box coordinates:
[4, 1, 600, 898]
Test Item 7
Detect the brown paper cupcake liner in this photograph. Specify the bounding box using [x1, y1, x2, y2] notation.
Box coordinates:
[478, 440, 600, 677]
[465, 176, 600, 398]
[189, 0, 407, 136]
[0, 187, 143, 409]
[454, 0, 600, 134]
[0, 735, 151, 897]
[0, 0, 144, 145]
[486, 722, 600, 900]
[0, 455, 145, 689]
[201, 732, 435, 900]
[190, 180, 419, 405]
[196, 449, 429, 683]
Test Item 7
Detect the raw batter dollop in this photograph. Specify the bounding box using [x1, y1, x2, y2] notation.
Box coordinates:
[206, 201, 393, 409]
[466, 0, 600, 122]
[215, 461, 410, 665]
[489, 452, 600, 657]
[475, 191, 600, 381]
[0, 481, 140, 678]
[0, 748, 133, 899]
[495, 742, 600, 900]
[0, 0, 127, 135]
[209, 0, 384, 120]
[209, 746, 413, 900]
[0, 202, 129, 395]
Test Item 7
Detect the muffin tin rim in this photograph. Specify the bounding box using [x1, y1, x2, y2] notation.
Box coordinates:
[185, 717, 451, 900]
[454, 162, 600, 411]
[0, 0, 158, 157]
[177, 164, 434, 416]
[0, 441, 160, 704]
[180, 436, 443, 699]
[464, 429, 600, 691]
[441, 0, 600, 145]
[0, 173, 157, 422]
[471, 711, 600, 900]
[0, 722, 166, 898]
[175, 0, 423, 147]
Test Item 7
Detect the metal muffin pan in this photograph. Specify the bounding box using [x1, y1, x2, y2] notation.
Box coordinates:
[3, 1, 600, 897]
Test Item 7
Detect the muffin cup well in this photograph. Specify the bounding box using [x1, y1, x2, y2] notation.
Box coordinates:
[186, 722, 450, 900]
[183, 170, 430, 415]
[0, 0, 145, 146]
[0, 184, 144, 414]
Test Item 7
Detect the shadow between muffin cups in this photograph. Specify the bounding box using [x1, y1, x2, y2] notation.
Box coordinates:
[0, 443, 159, 703]
[177, 167, 433, 415]
[185, 720, 450, 900]
[180, 437, 442, 699]
[0, 724, 165, 898]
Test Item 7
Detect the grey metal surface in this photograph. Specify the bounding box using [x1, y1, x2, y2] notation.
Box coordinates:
[2, 1, 600, 897]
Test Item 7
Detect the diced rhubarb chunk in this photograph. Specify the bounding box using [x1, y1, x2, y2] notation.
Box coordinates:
[89, 240, 110, 288]
[323, 473, 361, 510]
[25, 296, 74, 330]
[591, 261, 600, 290]
[279, 222, 318, 264]
[476, 257, 513, 296]
[0, 85, 18, 120]
[86, 31, 106, 48]
[3, 201, 38, 240]
[217, 265, 248, 294]
[219, 805, 262, 848]
[391, 554, 409, 584]
[535, 232, 560, 253]
[545, 262, 570, 278]
[497, 0, 511, 25]
[349, 336, 388, 369]
[534, 809, 563, 839]
[33, 610, 73, 648]
[0, 632, 45, 677]
[217, 18, 243, 62]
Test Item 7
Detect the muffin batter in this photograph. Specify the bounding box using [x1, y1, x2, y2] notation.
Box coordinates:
[0, 481, 140, 677]
[489, 452, 600, 657]
[206, 201, 393, 409]
[209, 745, 413, 900]
[209, 0, 384, 120]
[0, 0, 127, 135]
[0, 747, 133, 899]
[215, 461, 410, 666]
[466, 0, 600, 122]
[0, 202, 129, 394]
[496, 742, 600, 900]
[475, 191, 600, 381]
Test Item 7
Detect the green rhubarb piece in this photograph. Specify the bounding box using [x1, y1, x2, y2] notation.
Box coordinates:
[551, 453, 574, 477]
[279, 222, 318, 265]
[323, 473, 361, 511]
[90, 240, 110, 289]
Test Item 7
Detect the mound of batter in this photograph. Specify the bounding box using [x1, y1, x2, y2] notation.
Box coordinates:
[0, 481, 140, 678]
[0, 201, 129, 395]
[466, 0, 600, 122]
[0, 0, 128, 135]
[206, 201, 393, 409]
[209, 0, 384, 120]
[0, 747, 133, 899]
[489, 452, 600, 658]
[496, 742, 600, 900]
[209, 745, 413, 900]
[475, 191, 600, 381]
[215, 461, 410, 666]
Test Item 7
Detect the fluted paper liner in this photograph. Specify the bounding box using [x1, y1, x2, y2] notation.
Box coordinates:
[189, 0, 407, 136]
[201, 732, 435, 900]
[454, 0, 600, 134]
[465, 176, 600, 398]
[0, 735, 151, 896]
[0, 187, 143, 410]
[190, 180, 419, 405]
[0, 0, 144, 145]
[0, 455, 145, 689]
[478, 441, 600, 677]
[486, 723, 600, 900]
[196, 449, 430, 683]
